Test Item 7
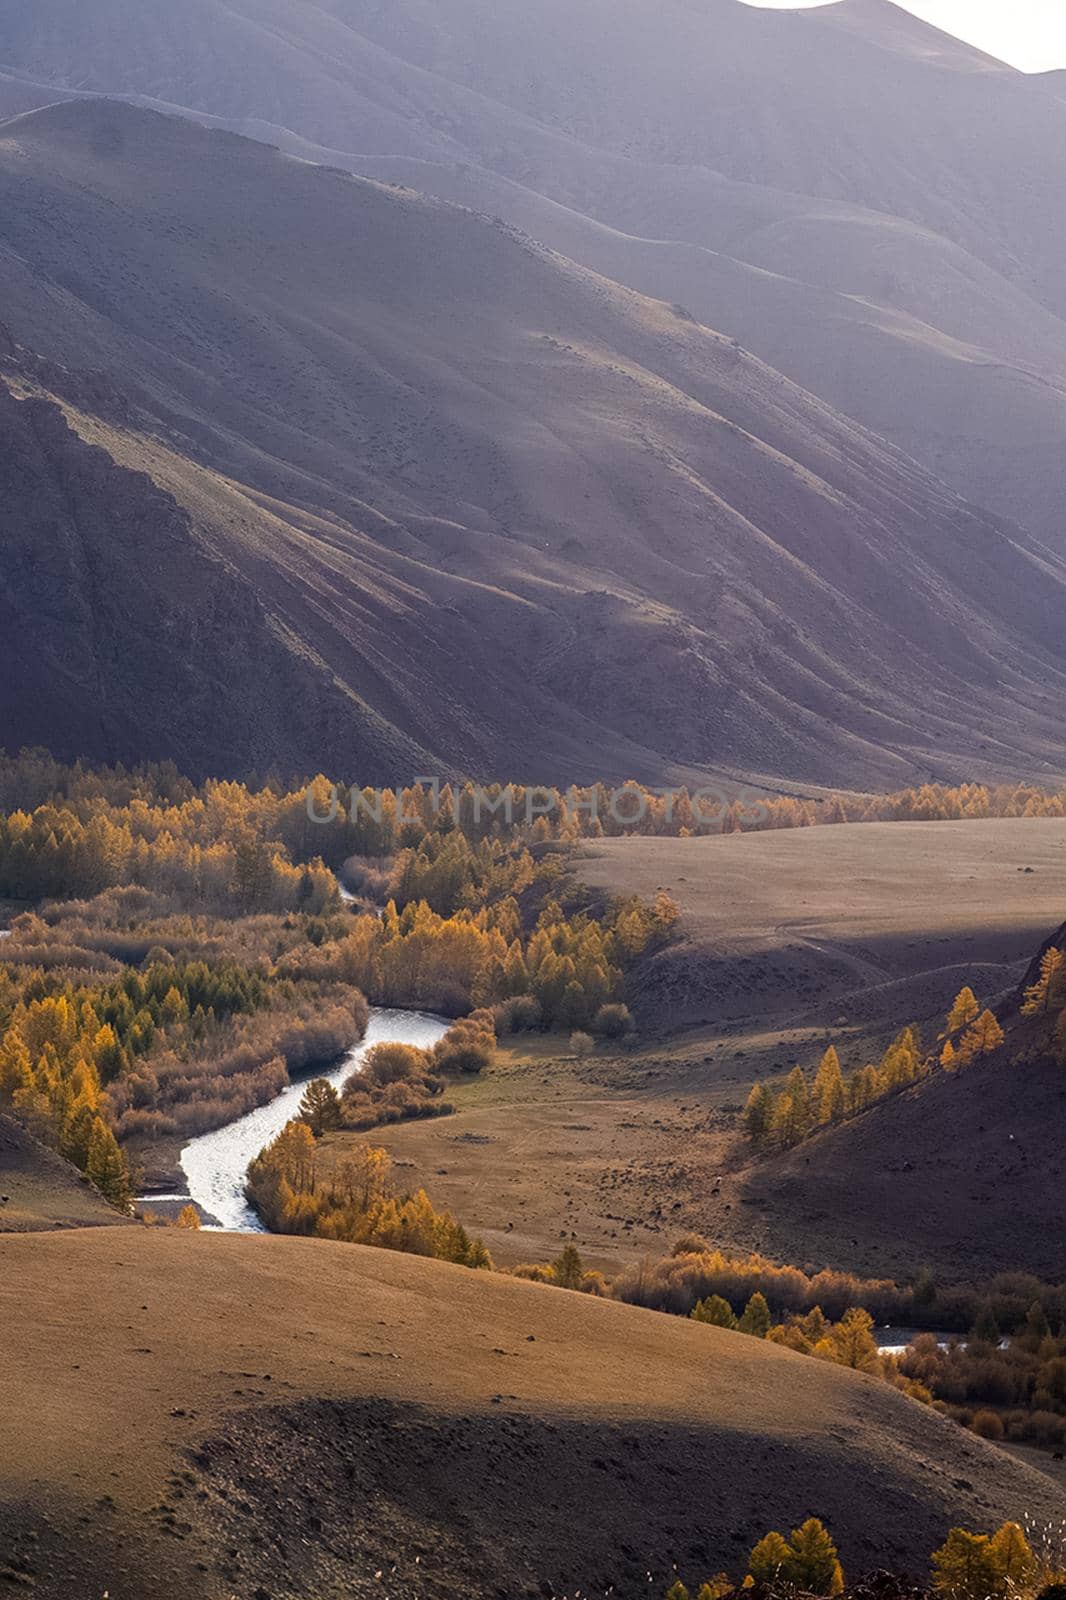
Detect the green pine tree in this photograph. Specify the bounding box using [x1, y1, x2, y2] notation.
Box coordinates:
[86, 1117, 132, 1212]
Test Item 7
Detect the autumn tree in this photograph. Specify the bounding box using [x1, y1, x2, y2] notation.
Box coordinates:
[946, 986, 980, 1035]
[813, 1046, 845, 1124]
[788, 1519, 845, 1595]
[932, 1530, 1003, 1600]
[956, 1009, 1005, 1065]
[86, 1117, 132, 1211]
[738, 1291, 771, 1339]
[552, 1243, 585, 1291]
[298, 1077, 343, 1137]
[1022, 947, 1065, 1017]
[692, 1295, 738, 1330]
[749, 1531, 794, 1586]
[815, 1307, 880, 1373]
[749, 1521, 843, 1594]
[988, 1523, 1037, 1590]
[743, 1082, 773, 1146]
[176, 1204, 202, 1230]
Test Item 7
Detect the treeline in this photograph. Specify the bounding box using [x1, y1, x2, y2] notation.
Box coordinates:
[663, 1517, 1057, 1600]
[609, 1240, 1066, 1337]
[602, 1238, 1066, 1451]
[244, 1119, 491, 1268]
[279, 890, 671, 1026]
[3, 751, 1065, 892]
[897, 1310, 1066, 1450]
[744, 987, 1007, 1153]
[0, 801, 338, 913]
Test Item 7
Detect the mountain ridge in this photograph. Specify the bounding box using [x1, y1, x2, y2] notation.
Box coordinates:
[4, 0, 1066, 548]
[1, 97, 1065, 786]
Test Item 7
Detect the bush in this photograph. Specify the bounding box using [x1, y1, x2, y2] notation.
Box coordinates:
[570, 1030, 595, 1058]
[432, 1010, 497, 1075]
[493, 994, 543, 1034]
[971, 1410, 1005, 1441]
[359, 1041, 431, 1089]
[592, 1002, 632, 1039]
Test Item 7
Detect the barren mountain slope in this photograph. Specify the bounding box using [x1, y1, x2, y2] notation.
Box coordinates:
[2, 100, 1065, 786]
[1, 1228, 1063, 1600]
[4, 0, 1066, 543]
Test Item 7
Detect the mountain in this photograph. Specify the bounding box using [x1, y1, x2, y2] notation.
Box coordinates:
[2, 100, 1066, 785]
[738, 925, 1066, 1282]
[3, 0, 1066, 548]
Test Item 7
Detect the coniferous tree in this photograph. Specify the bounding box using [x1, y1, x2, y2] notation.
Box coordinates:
[298, 1077, 343, 1137]
[788, 1519, 845, 1595]
[1022, 947, 1065, 1016]
[86, 1116, 132, 1212]
[738, 1292, 772, 1339]
[931, 1530, 1002, 1600]
[946, 986, 980, 1035]
[748, 1531, 794, 1586]
[813, 1046, 845, 1124]
[551, 1243, 585, 1291]
[692, 1295, 738, 1330]
[987, 1522, 1037, 1589]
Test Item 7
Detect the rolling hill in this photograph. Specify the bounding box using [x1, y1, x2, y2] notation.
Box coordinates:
[737, 923, 1066, 1281]
[2, 0, 1066, 547]
[2, 99, 1066, 786]
[1, 1227, 1064, 1599]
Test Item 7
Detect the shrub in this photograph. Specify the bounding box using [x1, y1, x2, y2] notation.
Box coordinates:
[971, 1409, 1005, 1441]
[592, 1002, 632, 1039]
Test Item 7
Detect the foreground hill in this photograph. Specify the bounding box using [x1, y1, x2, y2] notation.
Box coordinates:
[2, 100, 1066, 785]
[738, 924, 1066, 1282]
[1, 1228, 1063, 1599]
[3, 0, 1066, 546]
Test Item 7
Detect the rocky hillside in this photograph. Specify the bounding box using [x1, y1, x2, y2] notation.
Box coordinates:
[1, 100, 1065, 786]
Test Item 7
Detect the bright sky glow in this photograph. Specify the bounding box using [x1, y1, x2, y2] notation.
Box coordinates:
[741, 0, 1066, 72]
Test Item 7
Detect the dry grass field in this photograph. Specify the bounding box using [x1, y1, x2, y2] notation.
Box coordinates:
[2, 1227, 1063, 1600]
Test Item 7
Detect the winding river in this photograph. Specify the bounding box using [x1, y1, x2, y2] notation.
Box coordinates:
[179, 1008, 450, 1232]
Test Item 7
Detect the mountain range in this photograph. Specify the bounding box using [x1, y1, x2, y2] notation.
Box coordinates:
[1, 0, 1065, 785]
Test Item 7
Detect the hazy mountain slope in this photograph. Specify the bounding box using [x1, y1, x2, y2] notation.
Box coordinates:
[2, 101, 1065, 786]
[3, 0, 1066, 550]
[739, 924, 1066, 1282]
[356, 154, 1066, 550]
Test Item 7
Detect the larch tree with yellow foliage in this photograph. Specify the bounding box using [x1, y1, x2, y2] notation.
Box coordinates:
[945, 986, 980, 1035]
[1022, 946, 1065, 1017]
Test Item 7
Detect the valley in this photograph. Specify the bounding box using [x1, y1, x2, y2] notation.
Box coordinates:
[1, 4, 1065, 1597]
[363, 817, 1066, 1278]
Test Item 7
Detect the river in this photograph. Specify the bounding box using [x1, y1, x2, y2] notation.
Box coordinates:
[179, 1008, 450, 1232]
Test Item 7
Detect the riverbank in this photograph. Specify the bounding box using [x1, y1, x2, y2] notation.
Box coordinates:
[169, 1008, 449, 1231]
